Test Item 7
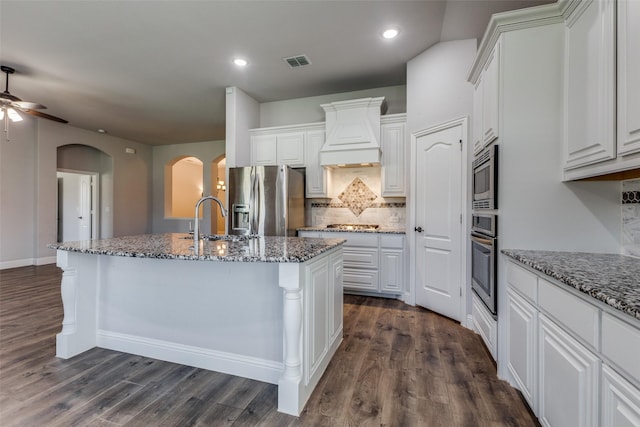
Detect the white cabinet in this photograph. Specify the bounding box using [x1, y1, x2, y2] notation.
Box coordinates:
[506, 289, 538, 410]
[482, 42, 500, 147]
[506, 259, 640, 427]
[473, 77, 484, 154]
[562, 0, 640, 180]
[380, 115, 406, 197]
[379, 234, 405, 293]
[601, 365, 640, 427]
[538, 314, 600, 427]
[564, 0, 616, 170]
[471, 40, 500, 155]
[305, 128, 330, 198]
[250, 128, 305, 167]
[617, 0, 640, 156]
[298, 231, 405, 297]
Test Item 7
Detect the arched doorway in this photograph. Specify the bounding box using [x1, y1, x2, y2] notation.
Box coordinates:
[57, 144, 113, 242]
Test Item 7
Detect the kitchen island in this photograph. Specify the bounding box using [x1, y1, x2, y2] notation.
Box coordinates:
[48, 233, 345, 416]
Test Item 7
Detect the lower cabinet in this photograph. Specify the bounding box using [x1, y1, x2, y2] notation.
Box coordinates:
[601, 365, 640, 427]
[538, 314, 599, 427]
[506, 289, 537, 410]
[298, 231, 405, 297]
[506, 259, 640, 427]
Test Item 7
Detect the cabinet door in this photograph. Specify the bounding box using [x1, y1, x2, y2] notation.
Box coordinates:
[538, 315, 599, 427]
[329, 251, 344, 342]
[305, 256, 330, 384]
[305, 130, 329, 197]
[602, 365, 640, 427]
[381, 122, 406, 196]
[251, 134, 277, 165]
[564, 0, 616, 169]
[473, 77, 484, 154]
[506, 289, 537, 411]
[380, 249, 403, 293]
[617, 0, 640, 156]
[277, 132, 305, 166]
[482, 42, 500, 146]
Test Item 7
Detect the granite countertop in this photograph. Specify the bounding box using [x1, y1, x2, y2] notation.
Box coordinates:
[297, 226, 406, 234]
[48, 233, 345, 263]
[502, 249, 640, 321]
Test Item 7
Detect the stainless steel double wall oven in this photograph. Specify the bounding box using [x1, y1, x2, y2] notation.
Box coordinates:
[471, 145, 498, 316]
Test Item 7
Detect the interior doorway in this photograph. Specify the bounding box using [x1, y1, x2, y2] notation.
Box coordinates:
[411, 118, 467, 322]
[57, 170, 99, 242]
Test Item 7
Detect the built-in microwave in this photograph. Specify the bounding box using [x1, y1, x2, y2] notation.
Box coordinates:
[472, 145, 498, 210]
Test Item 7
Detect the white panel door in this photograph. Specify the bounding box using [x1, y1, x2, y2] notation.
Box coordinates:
[601, 364, 640, 427]
[78, 174, 92, 241]
[414, 124, 462, 321]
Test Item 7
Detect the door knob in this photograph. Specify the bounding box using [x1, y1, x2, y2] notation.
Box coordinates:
[414, 226, 423, 232]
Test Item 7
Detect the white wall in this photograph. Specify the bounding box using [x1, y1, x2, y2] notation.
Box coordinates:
[0, 118, 37, 268]
[407, 39, 477, 136]
[151, 141, 225, 234]
[225, 87, 259, 168]
[0, 117, 153, 268]
[259, 85, 406, 128]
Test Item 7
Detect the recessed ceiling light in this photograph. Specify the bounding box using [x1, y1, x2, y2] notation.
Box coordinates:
[382, 28, 399, 39]
[233, 58, 248, 67]
[97, 129, 106, 134]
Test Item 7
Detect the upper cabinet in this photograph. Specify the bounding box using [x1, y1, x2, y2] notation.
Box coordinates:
[563, 0, 640, 180]
[617, 0, 640, 156]
[380, 114, 407, 197]
[563, 0, 616, 170]
[472, 41, 500, 155]
[482, 43, 500, 147]
[250, 127, 306, 167]
[304, 126, 330, 198]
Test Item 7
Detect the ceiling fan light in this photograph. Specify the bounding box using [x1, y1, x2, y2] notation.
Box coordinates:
[7, 108, 22, 122]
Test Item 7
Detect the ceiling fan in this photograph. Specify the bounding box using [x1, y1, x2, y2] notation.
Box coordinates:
[1, 65, 68, 132]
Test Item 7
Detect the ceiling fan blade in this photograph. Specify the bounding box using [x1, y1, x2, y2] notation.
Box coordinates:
[23, 109, 68, 124]
[0, 91, 22, 102]
[13, 100, 46, 110]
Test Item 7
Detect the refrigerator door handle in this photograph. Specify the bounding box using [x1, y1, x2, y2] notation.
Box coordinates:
[275, 166, 286, 236]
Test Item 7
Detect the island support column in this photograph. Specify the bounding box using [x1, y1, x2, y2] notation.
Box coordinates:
[277, 262, 304, 416]
[56, 251, 98, 358]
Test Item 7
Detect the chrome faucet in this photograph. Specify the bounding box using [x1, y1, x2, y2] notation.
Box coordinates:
[193, 195, 228, 254]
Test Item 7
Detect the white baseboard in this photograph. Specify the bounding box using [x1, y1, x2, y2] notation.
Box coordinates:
[97, 330, 283, 384]
[35, 256, 57, 266]
[0, 258, 34, 270]
[0, 256, 57, 270]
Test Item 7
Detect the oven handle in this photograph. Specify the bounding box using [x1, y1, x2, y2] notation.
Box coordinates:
[471, 234, 494, 246]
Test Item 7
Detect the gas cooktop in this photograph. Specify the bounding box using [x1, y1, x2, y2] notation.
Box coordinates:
[326, 224, 380, 231]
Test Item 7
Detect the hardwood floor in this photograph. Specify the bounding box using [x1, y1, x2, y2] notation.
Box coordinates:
[0, 264, 538, 426]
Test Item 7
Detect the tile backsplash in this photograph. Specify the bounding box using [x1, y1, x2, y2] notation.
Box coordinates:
[309, 166, 406, 227]
[623, 178, 640, 258]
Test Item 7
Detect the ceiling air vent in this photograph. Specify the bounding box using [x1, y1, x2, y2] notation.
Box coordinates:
[283, 54, 311, 68]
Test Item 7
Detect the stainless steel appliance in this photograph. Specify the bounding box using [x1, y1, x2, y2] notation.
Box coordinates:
[471, 213, 497, 316]
[472, 145, 498, 210]
[228, 165, 305, 236]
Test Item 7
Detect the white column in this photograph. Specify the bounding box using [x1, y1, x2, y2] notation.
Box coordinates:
[277, 262, 304, 416]
[55, 251, 98, 358]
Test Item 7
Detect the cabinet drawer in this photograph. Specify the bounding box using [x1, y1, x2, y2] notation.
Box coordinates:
[343, 268, 378, 291]
[380, 234, 404, 249]
[507, 261, 538, 303]
[602, 313, 640, 384]
[343, 247, 378, 269]
[538, 278, 599, 348]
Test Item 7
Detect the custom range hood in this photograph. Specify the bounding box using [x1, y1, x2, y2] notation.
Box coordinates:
[320, 97, 386, 167]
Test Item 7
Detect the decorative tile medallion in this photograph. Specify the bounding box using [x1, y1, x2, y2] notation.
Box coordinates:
[338, 177, 378, 216]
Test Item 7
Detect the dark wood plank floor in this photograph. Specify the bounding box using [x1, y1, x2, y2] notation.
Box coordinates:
[0, 264, 538, 426]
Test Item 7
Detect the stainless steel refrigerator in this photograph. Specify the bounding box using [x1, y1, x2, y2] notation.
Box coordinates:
[227, 166, 306, 236]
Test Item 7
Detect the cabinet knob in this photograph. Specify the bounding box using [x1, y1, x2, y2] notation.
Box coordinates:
[414, 226, 423, 233]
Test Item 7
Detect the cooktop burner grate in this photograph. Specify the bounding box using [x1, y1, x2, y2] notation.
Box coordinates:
[326, 224, 379, 231]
